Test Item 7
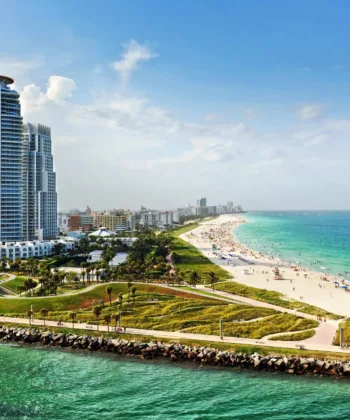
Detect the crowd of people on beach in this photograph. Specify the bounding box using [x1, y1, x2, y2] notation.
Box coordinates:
[184, 216, 349, 299]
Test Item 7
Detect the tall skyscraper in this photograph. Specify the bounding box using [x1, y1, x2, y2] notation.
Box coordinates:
[0, 76, 24, 241]
[0, 75, 58, 243]
[23, 123, 58, 240]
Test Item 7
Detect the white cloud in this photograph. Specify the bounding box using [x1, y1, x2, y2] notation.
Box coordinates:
[305, 134, 328, 147]
[46, 76, 77, 103]
[244, 107, 261, 119]
[112, 40, 158, 85]
[20, 76, 77, 116]
[250, 158, 284, 174]
[298, 104, 325, 120]
[203, 114, 219, 121]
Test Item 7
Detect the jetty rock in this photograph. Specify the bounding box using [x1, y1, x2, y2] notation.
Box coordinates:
[0, 326, 349, 378]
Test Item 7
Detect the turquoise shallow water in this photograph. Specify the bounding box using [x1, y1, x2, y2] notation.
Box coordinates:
[1, 343, 350, 419]
[235, 211, 350, 276]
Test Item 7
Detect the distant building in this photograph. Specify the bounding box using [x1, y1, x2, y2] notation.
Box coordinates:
[58, 213, 70, 233]
[69, 215, 81, 231]
[135, 209, 174, 229]
[80, 214, 93, 232]
[0, 237, 76, 260]
[93, 213, 130, 231]
[87, 250, 128, 266]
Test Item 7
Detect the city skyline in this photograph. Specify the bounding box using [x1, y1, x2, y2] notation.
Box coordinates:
[2, 1, 350, 210]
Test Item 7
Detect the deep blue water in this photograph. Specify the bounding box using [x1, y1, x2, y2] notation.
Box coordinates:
[235, 211, 350, 276]
[1, 343, 350, 419]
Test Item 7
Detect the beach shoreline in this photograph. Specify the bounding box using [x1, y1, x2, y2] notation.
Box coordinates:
[180, 215, 350, 317]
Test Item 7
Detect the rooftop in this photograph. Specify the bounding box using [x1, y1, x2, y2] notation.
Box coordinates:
[0, 75, 14, 86]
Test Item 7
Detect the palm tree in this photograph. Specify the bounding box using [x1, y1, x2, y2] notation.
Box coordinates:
[40, 308, 49, 326]
[189, 271, 200, 288]
[27, 310, 33, 326]
[69, 311, 77, 330]
[86, 267, 92, 284]
[113, 313, 120, 330]
[17, 285, 24, 297]
[96, 270, 101, 283]
[106, 286, 113, 306]
[127, 281, 132, 302]
[104, 314, 111, 332]
[131, 286, 137, 305]
[81, 270, 86, 285]
[93, 306, 102, 331]
[208, 271, 218, 291]
[59, 271, 66, 286]
[118, 293, 124, 327]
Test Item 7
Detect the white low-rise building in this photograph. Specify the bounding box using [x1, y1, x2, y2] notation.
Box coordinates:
[87, 250, 128, 266]
[0, 238, 76, 260]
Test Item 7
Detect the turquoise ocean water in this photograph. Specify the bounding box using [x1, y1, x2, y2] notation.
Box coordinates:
[235, 211, 350, 276]
[1, 343, 350, 419]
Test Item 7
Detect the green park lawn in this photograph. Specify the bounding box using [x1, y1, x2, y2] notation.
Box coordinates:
[0, 283, 209, 315]
[2, 276, 28, 293]
[0, 279, 318, 339]
[36, 286, 318, 340]
[334, 319, 350, 346]
[268, 329, 316, 341]
[169, 225, 231, 281]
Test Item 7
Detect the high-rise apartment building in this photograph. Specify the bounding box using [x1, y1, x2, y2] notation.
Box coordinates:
[197, 197, 207, 207]
[0, 75, 58, 242]
[0, 76, 24, 241]
[23, 123, 57, 240]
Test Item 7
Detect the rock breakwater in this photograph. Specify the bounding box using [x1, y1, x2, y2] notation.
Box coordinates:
[1, 326, 349, 377]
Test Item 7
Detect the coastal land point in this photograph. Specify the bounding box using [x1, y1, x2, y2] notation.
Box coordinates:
[1, 214, 350, 360]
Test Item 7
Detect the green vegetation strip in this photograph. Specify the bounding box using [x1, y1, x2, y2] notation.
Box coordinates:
[2, 276, 28, 293]
[0, 283, 207, 315]
[268, 330, 316, 341]
[40, 290, 317, 340]
[215, 282, 342, 320]
[334, 319, 350, 346]
[183, 314, 318, 339]
[168, 224, 231, 281]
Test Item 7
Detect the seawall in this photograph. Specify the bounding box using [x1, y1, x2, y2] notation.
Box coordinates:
[1, 326, 349, 377]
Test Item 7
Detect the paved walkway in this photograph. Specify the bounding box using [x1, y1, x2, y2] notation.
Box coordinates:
[0, 274, 16, 296]
[1, 315, 349, 354]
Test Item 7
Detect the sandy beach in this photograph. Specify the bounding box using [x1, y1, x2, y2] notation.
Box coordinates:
[180, 215, 350, 317]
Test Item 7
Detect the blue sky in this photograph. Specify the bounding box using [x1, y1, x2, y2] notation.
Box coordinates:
[2, 0, 350, 210]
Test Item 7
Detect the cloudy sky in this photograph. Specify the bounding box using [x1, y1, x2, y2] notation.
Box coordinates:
[2, 0, 350, 211]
